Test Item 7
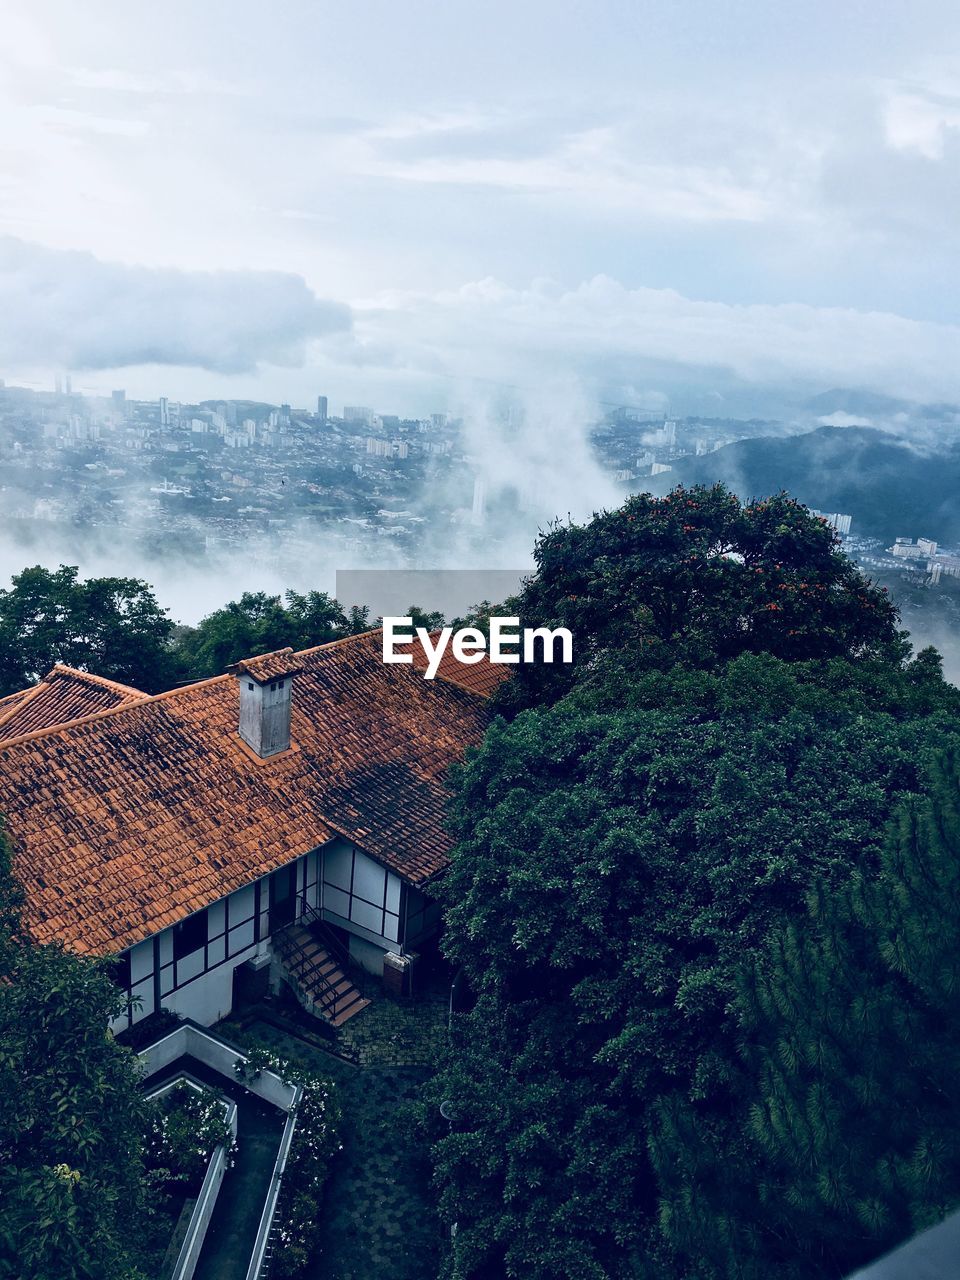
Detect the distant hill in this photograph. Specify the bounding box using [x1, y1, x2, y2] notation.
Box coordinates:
[801, 389, 912, 418]
[666, 427, 960, 544]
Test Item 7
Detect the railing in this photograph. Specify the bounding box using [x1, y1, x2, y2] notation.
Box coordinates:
[295, 895, 370, 1001]
[276, 896, 369, 1023]
[276, 924, 345, 1022]
[244, 1084, 303, 1280]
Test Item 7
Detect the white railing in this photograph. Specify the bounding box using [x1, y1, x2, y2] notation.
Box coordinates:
[143, 1074, 238, 1280]
[138, 1022, 297, 1111]
[138, 1021, 304, 1280]
[244, 1084, 304, 1280]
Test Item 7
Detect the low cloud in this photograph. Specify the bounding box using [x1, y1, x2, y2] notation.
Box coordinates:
[817, 411, 874, 427]
[0, 237, 351, 374]
[358, 275, 960, 407]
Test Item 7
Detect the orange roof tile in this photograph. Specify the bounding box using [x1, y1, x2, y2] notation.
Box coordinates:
[0, 666, 147, 744]
[0, 631, 500, 957]
[228, 649, 303, 683]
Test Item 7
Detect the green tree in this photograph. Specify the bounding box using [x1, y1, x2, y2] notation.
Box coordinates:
[0, 831, 148, 1280]
[498, 485, 901, 712]
[651, 747, 960, 1279]
[432, 644, 958, 1277]
[0, 564, 177, 695]
[174, 589, 370, 677]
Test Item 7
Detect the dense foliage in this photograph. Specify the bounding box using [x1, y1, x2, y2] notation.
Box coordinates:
[143, 1080, 235, 1188]
[497, 484, 900, 713]
[0, 564, 177, 694]
[652, 747, 960, 1278]
[431, 486, 960, 1279]
[0, 831, 148, 1280]
[173, 588, 370, 678]
[0, 570, 375, 696]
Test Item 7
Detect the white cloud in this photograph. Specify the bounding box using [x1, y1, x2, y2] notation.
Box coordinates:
[816, 411, 874, 427]
[356, 275, 960, 405]
[883, 85, 960, 159]
[0, 238, 350, 374]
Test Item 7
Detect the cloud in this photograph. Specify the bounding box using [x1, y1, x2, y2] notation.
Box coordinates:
[0, 237, 351, 374]
[817, 411, 874, 427]
[351, 109, 776, 223]
[356, 274, 960, 407]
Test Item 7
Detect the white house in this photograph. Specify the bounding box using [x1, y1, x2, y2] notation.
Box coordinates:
[0, 633, 498, 1031]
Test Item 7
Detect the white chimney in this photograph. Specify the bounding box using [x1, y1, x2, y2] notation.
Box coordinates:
[228, 649, 301, 759]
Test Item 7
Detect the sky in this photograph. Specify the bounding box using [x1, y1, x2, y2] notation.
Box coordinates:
[3, 0, 960, 415]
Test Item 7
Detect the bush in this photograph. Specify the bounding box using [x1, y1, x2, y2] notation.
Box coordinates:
[143, 1080, 235, 1190]
[270, 1064, 342, 1277]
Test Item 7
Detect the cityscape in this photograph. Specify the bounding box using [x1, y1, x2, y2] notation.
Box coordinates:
[1, 376, 957, 622]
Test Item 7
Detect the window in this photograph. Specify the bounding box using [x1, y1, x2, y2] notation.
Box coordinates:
[110, 949, 131, 992]
[173, 909, 207, 960]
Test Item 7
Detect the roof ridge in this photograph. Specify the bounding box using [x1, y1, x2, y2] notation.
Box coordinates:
[0, 680, 49, 734]
[0, 625, 479, 752]
[46, 664, 148, 698]
[0, 636, 383, 752]
[0, 672, 231, 751]
[0, 686, 31, 708]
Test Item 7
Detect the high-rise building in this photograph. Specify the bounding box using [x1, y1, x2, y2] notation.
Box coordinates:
[159, 396, 169, 427]
[317, 395, 328, 423]
[471, 477, 486, 526]
[344, 406, 374, 424]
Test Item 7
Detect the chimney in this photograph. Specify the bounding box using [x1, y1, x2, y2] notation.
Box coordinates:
[228, 649, 302, 759]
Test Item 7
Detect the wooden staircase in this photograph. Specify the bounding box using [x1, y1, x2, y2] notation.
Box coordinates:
[274, 923, 370, 1027]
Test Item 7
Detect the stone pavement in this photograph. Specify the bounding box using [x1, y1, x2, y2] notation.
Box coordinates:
[335, 977, 449, 1068]
[217, 977, 450, 1280]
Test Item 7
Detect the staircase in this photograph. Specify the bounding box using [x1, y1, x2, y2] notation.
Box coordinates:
[274, 922, 370, 1027]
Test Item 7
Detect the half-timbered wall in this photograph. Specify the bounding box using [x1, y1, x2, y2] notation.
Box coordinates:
[110, 839, 440, 1029]
[319, 837, 402, 966]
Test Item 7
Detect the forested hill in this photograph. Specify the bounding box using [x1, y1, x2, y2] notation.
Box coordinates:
[667, 426, 960, 544]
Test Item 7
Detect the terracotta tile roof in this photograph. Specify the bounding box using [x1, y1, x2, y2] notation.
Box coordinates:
[0, 631, 499, 957]
[0, 688, 30, 715]
[0, 666, 147, 744]
[411, 640, 508, 697]
[229, 649, 302, 683]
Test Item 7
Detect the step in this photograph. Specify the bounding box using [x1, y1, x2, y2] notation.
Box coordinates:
[329, 996, 371, 1027]
[308, 974, 352, 1004]
[290, 952, 338, 982]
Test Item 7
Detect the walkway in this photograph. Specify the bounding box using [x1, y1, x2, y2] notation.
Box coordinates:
[142, 1053, 287, 1280]
[219, 976, 450, 1280]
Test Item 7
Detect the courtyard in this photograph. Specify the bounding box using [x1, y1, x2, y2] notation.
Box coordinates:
[217, 969, 452, 1280]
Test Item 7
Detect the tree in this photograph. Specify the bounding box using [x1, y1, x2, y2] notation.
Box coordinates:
[173, 589, 370, 678]
[0, 830, 148, 1280]
[650, 747, 960, 1279]
[497, 485, 901, 712]
[0, 565, 177, 695]
[431, 637, 958, 1276]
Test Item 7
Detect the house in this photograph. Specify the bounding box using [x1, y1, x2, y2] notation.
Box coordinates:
[0, 631, 502, 1030]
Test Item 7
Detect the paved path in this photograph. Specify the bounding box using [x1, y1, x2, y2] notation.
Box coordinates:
[144, 1054, 287, 1280]
[221, 985, 447, 1280]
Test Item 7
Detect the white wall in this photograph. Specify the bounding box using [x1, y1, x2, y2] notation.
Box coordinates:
[320, 838, 402, 950]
